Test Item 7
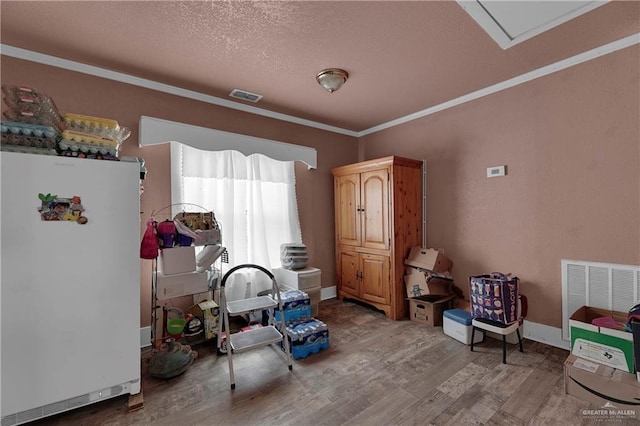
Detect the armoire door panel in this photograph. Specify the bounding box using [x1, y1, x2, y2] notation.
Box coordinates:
[339, 249, 360, 297]
[361, 169, 389, 250]
[336, 174, 360, 246]
[360, 253, 390, 305]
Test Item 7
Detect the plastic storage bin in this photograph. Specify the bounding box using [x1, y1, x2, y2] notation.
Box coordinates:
[273, 267, 321, 290]
[443, 309, 483, 345]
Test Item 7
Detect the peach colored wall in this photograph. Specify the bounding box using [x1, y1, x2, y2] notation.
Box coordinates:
[360, 46, 640, 327]
[1, 56, 359, 327]
[3, 44, 638, 331]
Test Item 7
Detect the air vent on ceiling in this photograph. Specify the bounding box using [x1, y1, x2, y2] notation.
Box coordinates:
[229, 89, 263, 103]
[456, 0, 608, 49]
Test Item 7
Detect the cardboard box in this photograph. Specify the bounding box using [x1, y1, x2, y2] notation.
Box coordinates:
[570, 306, 634, 372]
[158, 246, 196, 275]
[564, 354, 640, 420]
[408, 295, 455, 326]
[404, 269, 453, 298]
[189, 300, 220, 340]
[404, 247, 452, 273]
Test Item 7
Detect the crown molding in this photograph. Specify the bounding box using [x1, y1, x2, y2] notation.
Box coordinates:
[2, 32, 639, 138]
[0, 44, 358, 138]
[359, 32, 640, 136]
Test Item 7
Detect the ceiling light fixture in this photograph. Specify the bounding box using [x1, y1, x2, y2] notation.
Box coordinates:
[316, 68, 349, 93]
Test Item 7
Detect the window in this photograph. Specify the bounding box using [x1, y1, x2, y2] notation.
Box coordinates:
[171, 142, 302, 299]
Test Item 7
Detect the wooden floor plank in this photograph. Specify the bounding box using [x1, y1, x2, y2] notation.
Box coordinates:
[389, 390, 455, 426]
[27, 299, 618, 426]
[500, 368, 561, 422]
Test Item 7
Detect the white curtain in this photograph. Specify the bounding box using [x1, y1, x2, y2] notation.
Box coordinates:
[173, 142, 302, 299]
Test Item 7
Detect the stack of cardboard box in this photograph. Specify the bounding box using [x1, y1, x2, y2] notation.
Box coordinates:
[564, 306, 640, 419]
[404, 247, 456, 326]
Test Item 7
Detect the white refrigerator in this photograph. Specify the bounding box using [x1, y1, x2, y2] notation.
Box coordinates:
[1, 152, 141, 425]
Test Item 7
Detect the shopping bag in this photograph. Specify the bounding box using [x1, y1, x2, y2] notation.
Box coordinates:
[469, 272, 520, 324]
[157, 220, 176, 248]
[140, 217, 159, 259]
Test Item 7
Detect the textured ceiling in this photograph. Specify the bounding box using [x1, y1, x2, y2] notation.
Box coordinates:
[1, 1, 638, 133]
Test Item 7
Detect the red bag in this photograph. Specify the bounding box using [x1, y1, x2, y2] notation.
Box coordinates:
[140, 217, 159, 259]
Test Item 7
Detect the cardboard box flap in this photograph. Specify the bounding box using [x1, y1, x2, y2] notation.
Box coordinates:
[570, 306, 629, 324]
[404, 247, 452, 273]
[409, 294, 456, 305]
[405, 273, 453, 298]
[570, 306, 632, 339]
[197, 300, 218, 310]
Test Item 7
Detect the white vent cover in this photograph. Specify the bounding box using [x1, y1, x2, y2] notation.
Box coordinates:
[1, 384, 130, 425]
[229, 88, 263, 103]
[456, 0, 608, 49]
[561, 259, 640, 341]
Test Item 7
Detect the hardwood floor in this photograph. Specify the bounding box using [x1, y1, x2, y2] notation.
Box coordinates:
[32, 298, 638, 425]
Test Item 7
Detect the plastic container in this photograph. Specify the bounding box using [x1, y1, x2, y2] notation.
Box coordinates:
[166, 318, 186, 336]
[273, 267, 321, 290]
[3, 108, 63, 130]
[2, 84, 62, 123]
[63, 113, 131, 143]
[1, 121, 58, 138]
[443, 309, 483, 345]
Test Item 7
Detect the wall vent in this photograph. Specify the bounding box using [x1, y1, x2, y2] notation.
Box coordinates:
[561, 259, 640, 341]
[1, 382, 132, 426]
[229, 88, 263, 103]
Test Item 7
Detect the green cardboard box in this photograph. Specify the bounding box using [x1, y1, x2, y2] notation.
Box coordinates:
[569, 306, 634, 372]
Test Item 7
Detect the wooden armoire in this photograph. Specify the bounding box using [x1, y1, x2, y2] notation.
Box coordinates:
[332, 156, 423, 320]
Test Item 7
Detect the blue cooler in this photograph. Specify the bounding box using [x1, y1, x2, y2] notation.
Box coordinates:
[443, 309, 483, 345]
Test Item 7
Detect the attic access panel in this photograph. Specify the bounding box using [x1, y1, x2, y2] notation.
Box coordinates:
[456, 0, 609, 49]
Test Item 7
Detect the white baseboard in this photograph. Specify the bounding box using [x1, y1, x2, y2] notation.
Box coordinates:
[315, 287, 569, 351]
[522, 320, 569, 350]
[138, 289, 570, 351]
[321, 286, 337, 300]
[140, 326, 151, 348]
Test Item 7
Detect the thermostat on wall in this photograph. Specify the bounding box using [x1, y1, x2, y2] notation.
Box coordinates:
[486, 165, 506, 178]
